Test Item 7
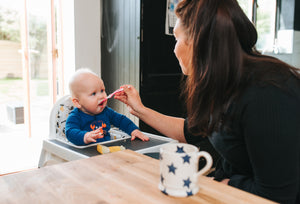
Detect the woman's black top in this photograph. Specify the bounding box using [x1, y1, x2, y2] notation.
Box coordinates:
[184, 76, 300, 204]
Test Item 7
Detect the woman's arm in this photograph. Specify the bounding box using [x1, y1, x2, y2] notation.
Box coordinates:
[114, 85, 187, 142]
[136, 106, 186, 142]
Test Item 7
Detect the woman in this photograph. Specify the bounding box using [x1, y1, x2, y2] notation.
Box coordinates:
[115, 0, 300, 203]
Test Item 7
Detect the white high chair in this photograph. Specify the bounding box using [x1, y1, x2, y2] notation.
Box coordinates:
[49, 95, 74, 144]
[38, 95, 78, 167]
[38, 95, 177, 167]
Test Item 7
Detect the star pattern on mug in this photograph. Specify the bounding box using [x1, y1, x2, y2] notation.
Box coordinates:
[168, 163, 177, 174]
[162, 188, 168, 195]
[187, 190, 193, 196]
[160, 174, 164, 184]
[182, 154, 191, 164]
[183, 177, 192, 188]
[176, 146, 185, 153]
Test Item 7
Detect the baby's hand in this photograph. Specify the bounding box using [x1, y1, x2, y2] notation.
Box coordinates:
[84, 128, 104, 144]
[131, 129, 149, 141]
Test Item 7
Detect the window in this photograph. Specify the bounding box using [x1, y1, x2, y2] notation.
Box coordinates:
[237, 0, 294, 54]
[0, 0, 64, 137]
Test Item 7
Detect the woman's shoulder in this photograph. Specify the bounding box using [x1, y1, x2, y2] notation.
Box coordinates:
[238, 75, 300, 106]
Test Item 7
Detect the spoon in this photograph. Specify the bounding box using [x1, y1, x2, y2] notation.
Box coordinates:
[99, 88, 124, 105]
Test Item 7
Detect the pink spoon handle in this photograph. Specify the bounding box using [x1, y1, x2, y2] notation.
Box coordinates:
[107, 88, 124, 99]
[99, 88, 124, 104]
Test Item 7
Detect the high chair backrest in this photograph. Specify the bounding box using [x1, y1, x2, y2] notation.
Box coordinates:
[49, 95, 74, 143]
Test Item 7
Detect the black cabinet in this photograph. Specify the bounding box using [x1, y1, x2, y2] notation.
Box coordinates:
[139, 0, 186, 134]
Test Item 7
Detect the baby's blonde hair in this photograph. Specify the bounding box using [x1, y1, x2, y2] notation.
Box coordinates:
[69, 68, 99, 97]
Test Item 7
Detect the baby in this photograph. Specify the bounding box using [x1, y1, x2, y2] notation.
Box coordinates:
[65, 68, 149, 146]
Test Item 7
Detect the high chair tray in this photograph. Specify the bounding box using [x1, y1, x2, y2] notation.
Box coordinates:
[50, 135, 173, 157]
[39, 131, 177, 167]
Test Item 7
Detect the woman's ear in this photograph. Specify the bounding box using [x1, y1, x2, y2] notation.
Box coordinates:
[72, 98, 81, 109]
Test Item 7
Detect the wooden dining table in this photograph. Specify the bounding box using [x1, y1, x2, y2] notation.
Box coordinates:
[0, 149, 277, 204]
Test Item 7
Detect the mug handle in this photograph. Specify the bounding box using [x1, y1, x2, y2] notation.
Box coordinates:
[196, 151, 213, 176]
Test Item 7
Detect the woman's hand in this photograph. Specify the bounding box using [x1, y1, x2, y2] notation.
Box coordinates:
[114, 85, 145, 117]
[115, 85, 186, 142]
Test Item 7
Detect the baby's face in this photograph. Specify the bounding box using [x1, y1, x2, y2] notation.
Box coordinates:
[75, 73, 107, 115]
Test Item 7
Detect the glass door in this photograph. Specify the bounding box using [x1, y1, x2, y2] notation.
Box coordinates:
[25, 0, 51, 138]
[0, 0, 63, 174]
[0, 0, 25, 131]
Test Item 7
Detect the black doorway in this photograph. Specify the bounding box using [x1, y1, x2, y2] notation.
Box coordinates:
[139, 0, 186, 135]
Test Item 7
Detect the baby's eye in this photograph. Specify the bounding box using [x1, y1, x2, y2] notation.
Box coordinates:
[92, 92, 96, 96]
[100, 89, 105, 93]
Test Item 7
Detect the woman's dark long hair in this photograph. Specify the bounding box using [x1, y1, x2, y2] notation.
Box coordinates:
[175, 0, 300, 136]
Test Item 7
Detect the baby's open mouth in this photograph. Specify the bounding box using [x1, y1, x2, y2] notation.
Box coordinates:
[99, 99, 106, 106]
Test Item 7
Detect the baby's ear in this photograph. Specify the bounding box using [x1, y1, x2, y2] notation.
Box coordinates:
[72, 98, 81, 109]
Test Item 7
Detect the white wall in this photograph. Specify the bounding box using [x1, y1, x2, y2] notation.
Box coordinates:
[61, 0, 102, 94]
[74, 0, 101, 76]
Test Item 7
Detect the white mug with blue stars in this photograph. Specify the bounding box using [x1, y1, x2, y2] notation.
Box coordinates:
[159, 143, 213, 197]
